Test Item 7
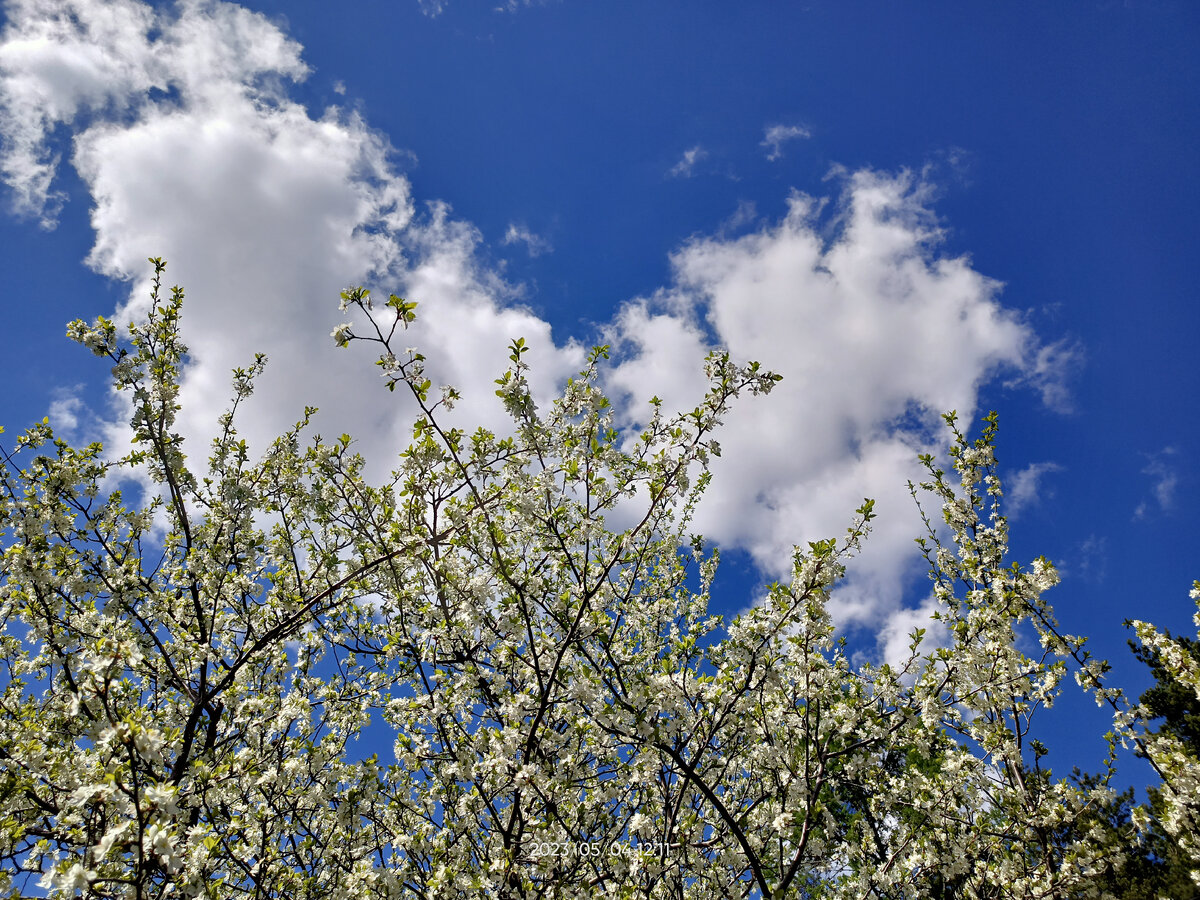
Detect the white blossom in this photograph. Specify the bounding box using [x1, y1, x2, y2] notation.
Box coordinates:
[0, 268, 1191, 897]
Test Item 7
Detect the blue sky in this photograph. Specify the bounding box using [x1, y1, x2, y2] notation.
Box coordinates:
[1, 0, 1198, 787]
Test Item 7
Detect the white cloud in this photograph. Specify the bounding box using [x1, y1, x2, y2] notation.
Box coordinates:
[0, 0, 584, 486]
[760, 123, 810, 161]
[502, 222, 552, 257]
[873, 594, 950, 672]
[0, 2, 1069, 650]
[1005, 461, 1062, 520]
[1071, 534, 1108, 584]
[1134, 446, 1180, 520]
[1009, 336, 1082, 413]
[0, 0, 164, 225]
[668, 145, 707, 179]
[494, 0, 560, 13]
[607, 170, 1058, 632]
[418, 0, 558, 16]
[47, 386, 85, 434]
[719, 199, 758, 234]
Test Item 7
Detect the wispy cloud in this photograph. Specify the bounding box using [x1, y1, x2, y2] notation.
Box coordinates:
[761, 123, 810, 161]
[668, 145, 707, 179]
[418, 0, 556, 15]
[1017, 337, 1083, 413]
[1073, 534, 1109, 584]
[47, 386, 86, 435]
[1134, 447, 1180, 520]
[494, 0, 560, 13]
[1005, 461, 1063, 520]
[502, 222, 552, 257]
[719, 199, 758, 235]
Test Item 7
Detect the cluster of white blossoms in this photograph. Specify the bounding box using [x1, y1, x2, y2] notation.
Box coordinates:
[1120, 587, 1200, 888]
[1, 262, 1196, 898]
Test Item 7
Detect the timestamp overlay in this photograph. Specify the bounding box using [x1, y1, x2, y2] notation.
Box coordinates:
[528, 839, 678, 859]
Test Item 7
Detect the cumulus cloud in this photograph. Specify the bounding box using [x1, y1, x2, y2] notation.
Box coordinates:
[1134, 447, 1180, 520]
[0, 0, 583, 484]
[0, 0, 315, 227]
[502, 222, 552, 257]
[760, 123, 810, 161]
[872, 594, 949, 672]
[607, 170, 1057, 633]
[668, 145, 708, 179]
[0, 1, 1070, 652]
[1005, 461, 1062, 520]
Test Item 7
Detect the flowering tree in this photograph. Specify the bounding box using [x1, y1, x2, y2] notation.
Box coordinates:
[1, 260, 1196, 898]
[1067, 633, 1200, 899]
